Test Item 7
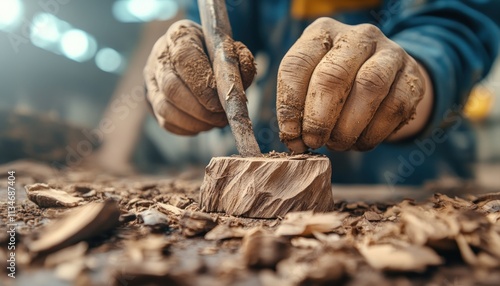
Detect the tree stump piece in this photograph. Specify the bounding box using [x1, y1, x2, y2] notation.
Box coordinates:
[200, 155, 333, 218]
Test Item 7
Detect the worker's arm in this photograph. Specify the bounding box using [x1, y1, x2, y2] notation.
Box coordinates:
[277, 1, 500, 152]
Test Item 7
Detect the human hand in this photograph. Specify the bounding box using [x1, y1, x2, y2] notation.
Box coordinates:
[277, 18, 429, 152]
[144, 20, 256, 135]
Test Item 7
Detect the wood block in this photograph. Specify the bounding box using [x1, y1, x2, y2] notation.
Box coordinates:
[200, 155, 334, 218]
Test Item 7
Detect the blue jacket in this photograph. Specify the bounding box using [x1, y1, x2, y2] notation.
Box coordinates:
[186, 0, 500, 185]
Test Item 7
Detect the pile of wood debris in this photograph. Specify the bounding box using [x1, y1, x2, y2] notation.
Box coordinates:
[1, 163, 500, 285]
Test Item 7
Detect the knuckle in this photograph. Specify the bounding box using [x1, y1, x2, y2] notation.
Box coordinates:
[381, 43, 405, 60]
[402, 71, 425, 101]
[387, 96, 412, 120]
[315, 64, 351, 91]
[167, 20, 202, 44]
[280, 54, 314, 77]
[309, 17, 335, 30]
[355, 23, 382, 37]
[169, 19, 197, 31]
[327, 133, 357, 151]
[355, 69, 388, 93]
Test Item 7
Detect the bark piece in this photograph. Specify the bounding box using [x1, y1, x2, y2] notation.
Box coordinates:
[28, 200, 120, 255]
[200, 155, 334, 218]
[25, 183, 83, 208]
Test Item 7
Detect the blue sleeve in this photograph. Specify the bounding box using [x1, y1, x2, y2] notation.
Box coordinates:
[382, 0, 500, 135]
[184, 0, 262, 53]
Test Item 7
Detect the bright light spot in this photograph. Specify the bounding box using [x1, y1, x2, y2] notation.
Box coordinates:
[113, 0, 178, 22]
[0, 0, 23, 31]
[60, 29, 97, 62]
[30, 13, 65, 49]
[127, 0, 156, 20]
[95, 48, 123, 73]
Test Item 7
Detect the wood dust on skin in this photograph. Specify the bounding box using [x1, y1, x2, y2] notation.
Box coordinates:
[168, 23, 222, 113]
[1, 161, 500, 285]
[277, 25, 423, 152]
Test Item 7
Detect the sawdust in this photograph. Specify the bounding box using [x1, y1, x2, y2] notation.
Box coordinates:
[1, 161, 500, 285]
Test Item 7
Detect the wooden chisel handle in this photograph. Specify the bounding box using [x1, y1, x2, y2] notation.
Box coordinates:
[198, 0, 261, 157]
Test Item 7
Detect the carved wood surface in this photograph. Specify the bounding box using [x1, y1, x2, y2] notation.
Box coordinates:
[200, 155, 334, 218]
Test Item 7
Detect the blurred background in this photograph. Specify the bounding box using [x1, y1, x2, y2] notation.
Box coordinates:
[0, 0, 185, 173]
[0, 0, 499, 185]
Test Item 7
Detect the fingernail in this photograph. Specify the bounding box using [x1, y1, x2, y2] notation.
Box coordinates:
[281, 121, 300, 137]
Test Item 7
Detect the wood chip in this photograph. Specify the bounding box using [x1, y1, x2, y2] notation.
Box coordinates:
[364, 211, 382, 222]
[25, 183, 83, 208]
[138, 209, 169, 229]
[55, 258, 86, 281]
[28, 200, 120, 255]
[113, 261, 183, 286]
[473, 192, 500, 204]
[204, 224, 250, 241]
[400, 206, 459, 245]
[199, 246, 218, 255]
[290, 237, 321, 249]
[119, 212, 136, 224]
[242, 228, 290, 269]
[478, 200, 500, 213]
[44, 242, 88, 267]
[169, 195, 191, 209]
[180, 211, 217, 237]
[276, 211, 348, 236]
[359, 243, 443, 272]
[157, 203, 185, 216]
[299, 254, 347, 284]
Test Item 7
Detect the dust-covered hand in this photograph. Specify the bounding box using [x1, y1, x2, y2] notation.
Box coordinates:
[144, 20, 256, 135]
[277, 18, 429, 152]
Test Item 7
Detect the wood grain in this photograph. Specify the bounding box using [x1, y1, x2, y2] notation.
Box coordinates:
[200, 155, 334, 218]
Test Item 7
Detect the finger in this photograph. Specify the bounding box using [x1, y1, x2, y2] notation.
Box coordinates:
[166, 20, 223, 113]
[160, 71, 227, 127]
[303, 25, 378, 149]
[234, 41, 256, 90]
[354, 63, 425, 151]
[146, 61, 218, 134]
[163, 122, 197, 136]
[327, 48, 404, 151]
[277, 18, 338, 152]
[152, 94, 216, 134]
